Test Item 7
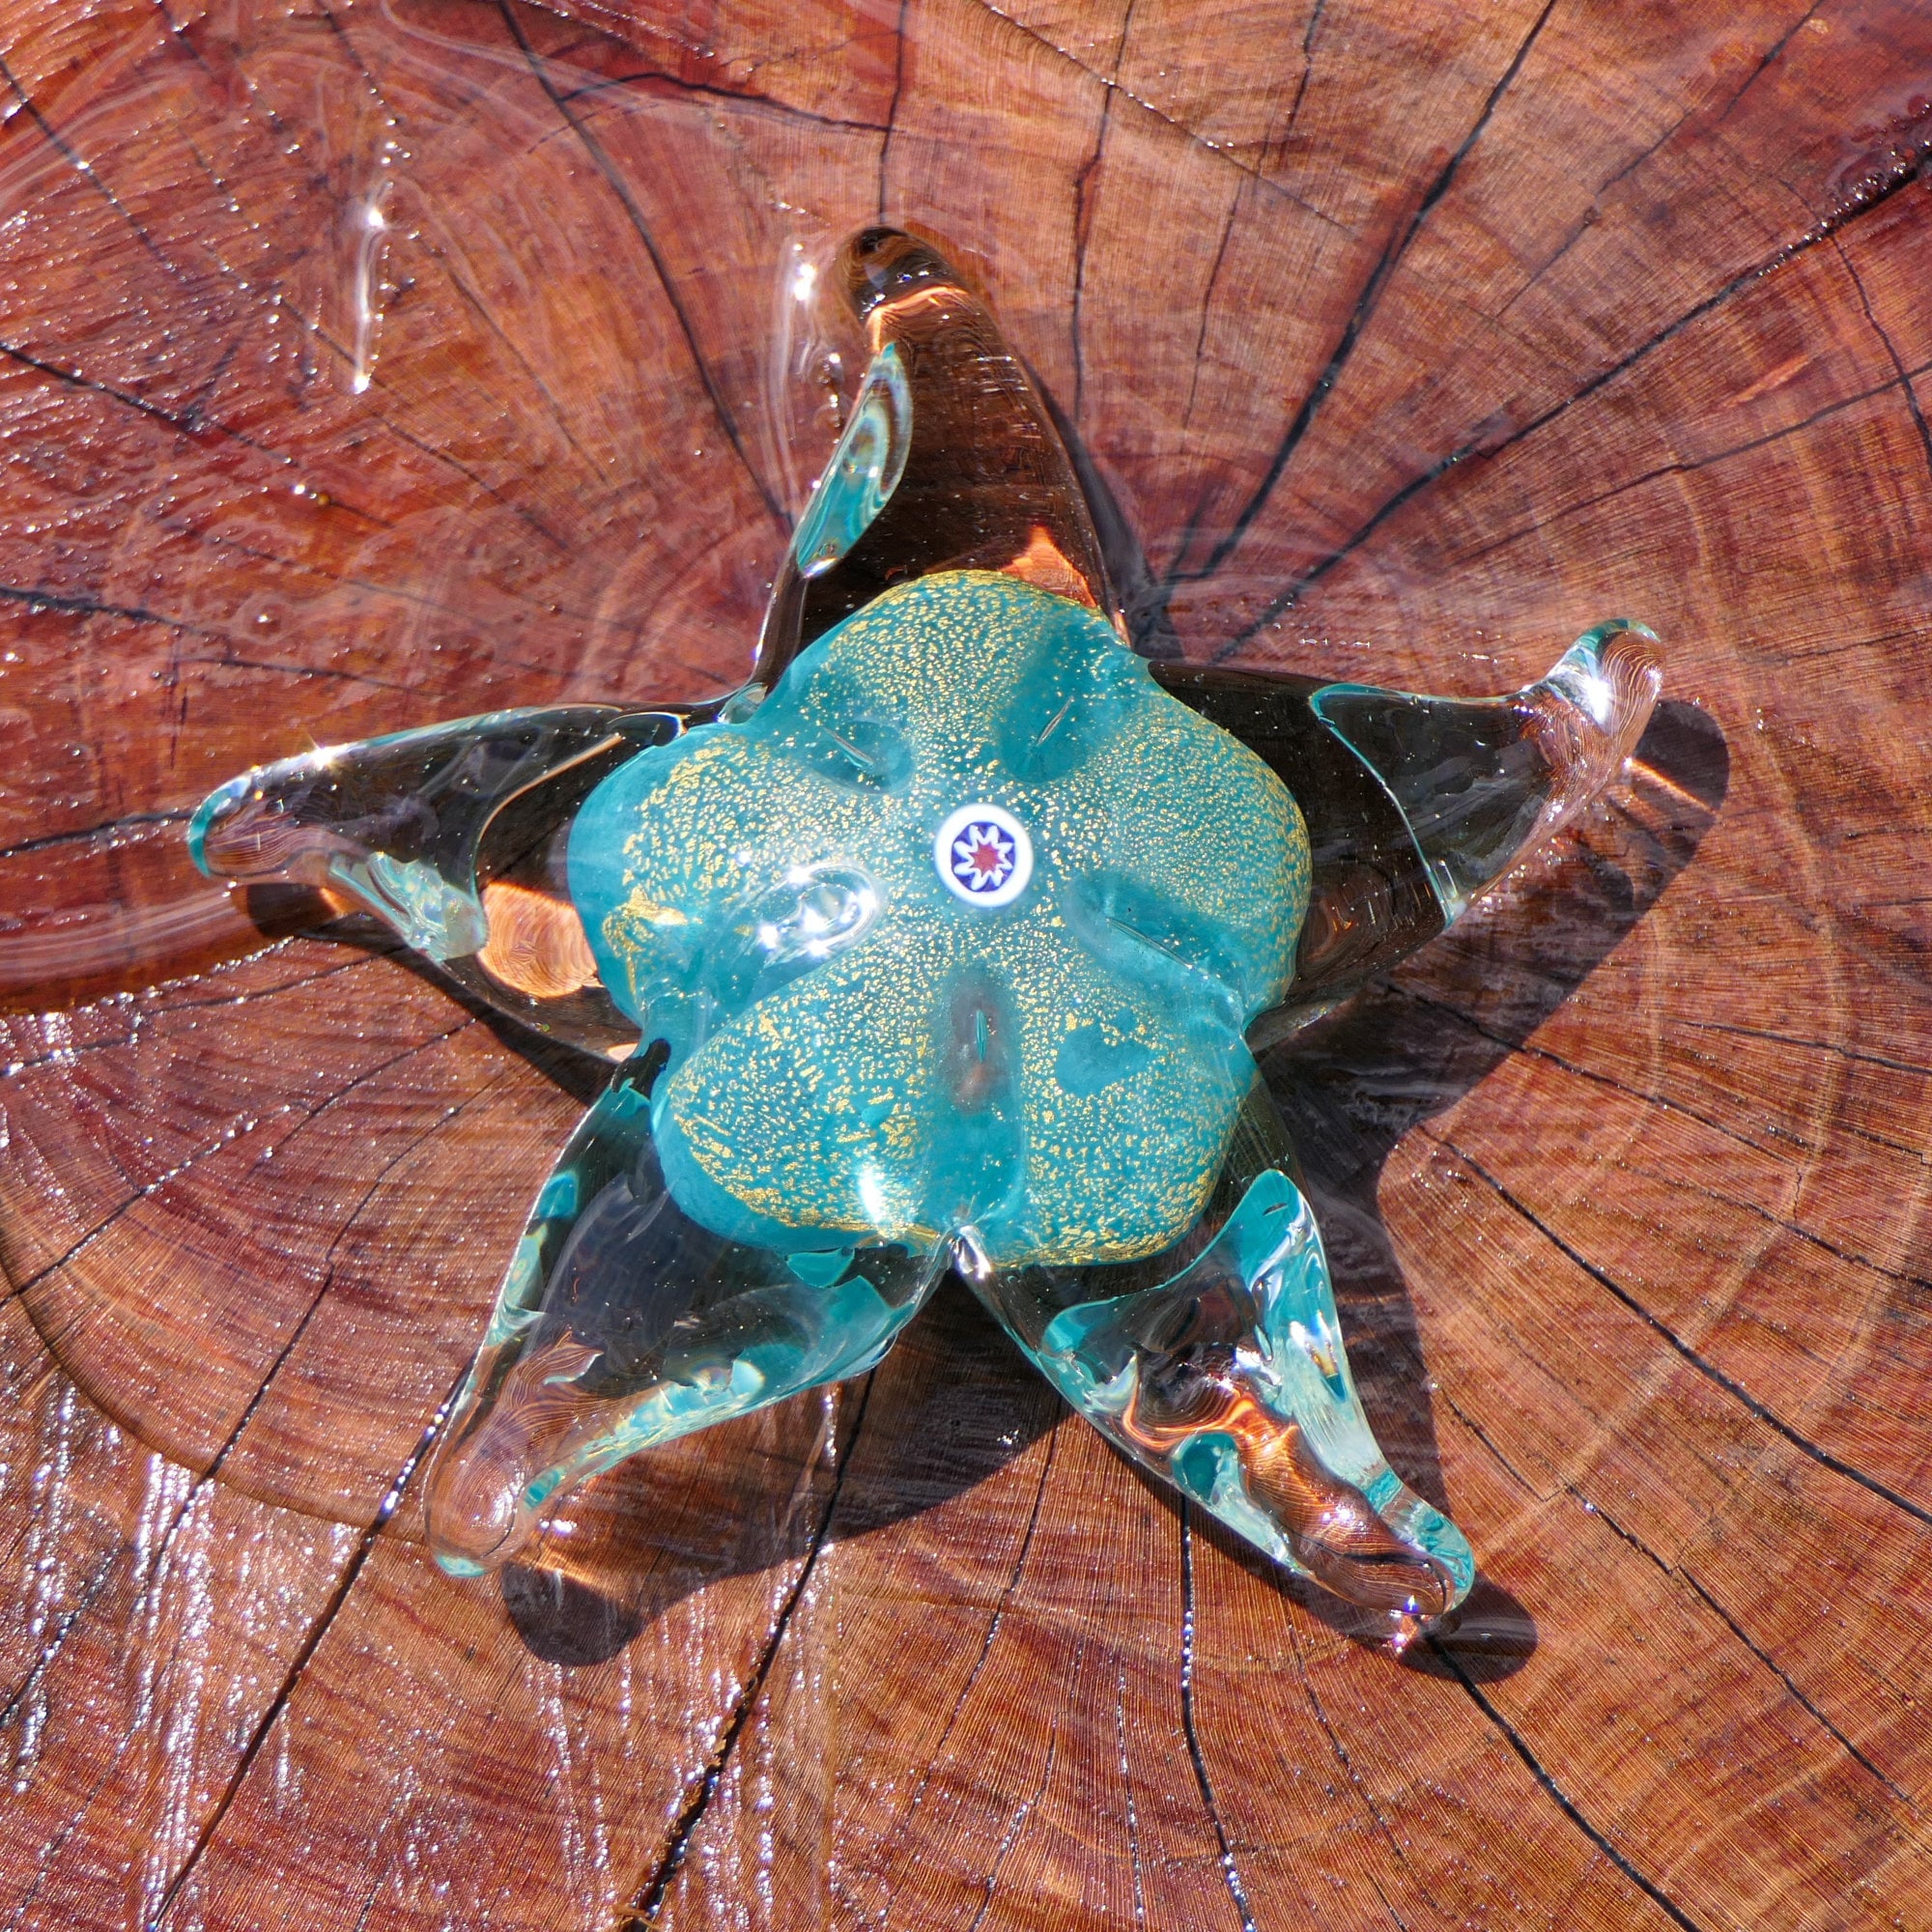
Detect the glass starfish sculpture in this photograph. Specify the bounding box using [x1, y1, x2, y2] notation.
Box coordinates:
[189, 227, 1660, 1636]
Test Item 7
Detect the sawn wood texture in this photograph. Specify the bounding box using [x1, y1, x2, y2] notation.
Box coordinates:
[1, 1, 1930, 1926]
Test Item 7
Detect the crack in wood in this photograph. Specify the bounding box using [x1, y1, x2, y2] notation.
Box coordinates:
[1838, 239, 1932, 490]
[0, 810, 189, 866]
[1179, 177, 1244, 437]
[554, 65, 892, 135]
[1572, 1484, 1918, 1812]
[0, 1065, 510, 1895]
[868, 1419, 1060, 1926]
[1111, 1661, 1150, 1928]
[1179, 1508, 1259, 1932]
[617, 1376, 878, 1927]
[1390, 984, 1932, 1294]
[145, 1374, 468, 1928]
[0, 951, 384, 1078]
[1432, 1132, 1932, 1537]
[1267, 0, 1326, 171]
[1280, 1606, 1411, 1868]
[1218, 128, 1932, 650]
[1066, 2, 1133, 425]
[0, 45, 183, 280]
[1681, 1017, 1932, 1086]
[960, 0, 1343, 233]
[1430, 1634, 1716, 1932]
[1446, 347, 1932, 575]
[496, 0, 787, 534]
[1163, 0, 1561, 598]
[1678, 1569, 1917, 1811]
[960, 1706, 1065, 1932]
[875, 0, 909, 222]
[10, 1016, 478, 1339]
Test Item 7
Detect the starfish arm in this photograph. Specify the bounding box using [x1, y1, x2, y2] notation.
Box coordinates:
[188, 703, 701, 1054]
[1154, 620, 1662, 1038]
[755, 227, 1118, 686]
[958, 1081, 1475, 1630]
[423, 1052, 943, 1577]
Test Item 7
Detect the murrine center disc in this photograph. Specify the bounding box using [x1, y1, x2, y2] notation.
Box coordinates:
[933, 802, 1033, 907]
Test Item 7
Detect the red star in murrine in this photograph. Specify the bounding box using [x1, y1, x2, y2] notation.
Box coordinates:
[970, 840, 1004, 875]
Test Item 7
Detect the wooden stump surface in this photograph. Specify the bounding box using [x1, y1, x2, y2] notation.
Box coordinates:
[3, 0, 1931, 1925]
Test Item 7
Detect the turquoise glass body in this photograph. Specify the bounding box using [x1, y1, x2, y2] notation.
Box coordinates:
[568, 567, 1309, 1274]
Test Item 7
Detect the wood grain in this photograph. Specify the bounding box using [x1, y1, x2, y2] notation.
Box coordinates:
[2, 1, 1930, 1925]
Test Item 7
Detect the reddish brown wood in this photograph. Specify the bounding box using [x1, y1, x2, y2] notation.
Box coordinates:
[3, 1, 1931, 1926]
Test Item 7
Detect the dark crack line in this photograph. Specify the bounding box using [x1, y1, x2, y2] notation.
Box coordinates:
[1429, 1636, 1713, 1932]
[317, 0, 614, 498]
[1400, 981, 1932, 1294]
[504, 0, 722, 72]
[1179, 1508, 1259, 1932]
[1433, 1133, 1932, 1537]
[1386, 977, 1932, 1258]
[1164, 0, 1561, 594]
[877, 0, 909, 221]
[962, 1712, 1065, 1932]
[1716, 2, 1820, 129]
[1364, 1875, 1412, 1932]
[212, 1066, 511, 1470]
[0, 1068, 502, 1839]
[13, 1016, 476, 1328]
[1572, 1484, 1673, 1579]
[0, 239, 387, 535]
[554, 66, 889, 134]
[6, 557, 466, 682]
[171, 652, 418, 696]
[1677, 1568, 1915, 1810]
[424, 241, 614, 491]
[881, 0, 908, 220]
[146, 1371, 467, 1930]
[1281, 1609, 1409, 1869]
[0, 338, 271, 459]
[115, 0, 681, 547]
[1506, 0, 1815, 310]
[1681, 1018, 1932, 1085]
[620, 1375, 878, 1927]
[357, 401, 574, 555]
[497, 0, 785, 533]
[1113, 1662, 1149, 1928]
[1, 6, 423, 553]
[1220, 130, 1932, 650]
[1180, 179, 1244, 435]
[0, 46, 182, 279]
[9, 1112, 296, 1320]
[1838, 239, 1932, 491]
[1269, 0, 1326, 169]
[0, 583, 230, 640]
[872, 1419, 1060, 1929]
[1664, 1039, 1929, 1170]
[0, 810, 188, 864]
[153, 112, 569, 535]
[1068, 0, 1134, 423]
[1442, 349, 1932, 576]
[1435, 1383, 1543, 1499]
[964, 0, 1341, 232]
[0, 1523, 128, 1737]
[1394, 982, 1819, 1166]
[1206, 432, 1482, 656]
[0, 950, 387, 1078]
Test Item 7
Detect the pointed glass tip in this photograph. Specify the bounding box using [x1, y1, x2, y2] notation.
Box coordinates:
[1310, 618, 1662, 923]
[185, 773, 250, 880]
